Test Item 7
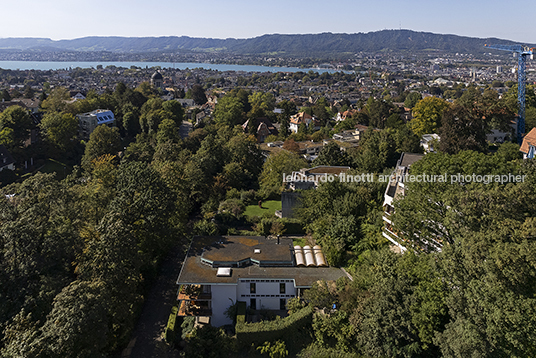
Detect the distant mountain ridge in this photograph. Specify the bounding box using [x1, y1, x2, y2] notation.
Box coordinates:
[0, 30, 532, 56]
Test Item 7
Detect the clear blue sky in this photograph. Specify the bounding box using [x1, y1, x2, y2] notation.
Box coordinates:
[3, 0, 535, 43]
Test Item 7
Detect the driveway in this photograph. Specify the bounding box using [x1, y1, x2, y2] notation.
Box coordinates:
[121, 243, 186, 358]
[178, 121, 193, 139]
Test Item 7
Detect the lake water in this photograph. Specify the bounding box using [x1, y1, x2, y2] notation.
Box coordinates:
[0, 61, 341, 73]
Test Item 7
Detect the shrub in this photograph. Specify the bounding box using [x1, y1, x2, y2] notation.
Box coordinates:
[181, 316, 196, 339]
[165, 305, 178, 343]
[240, 189, 257, 205]
[236, 301, 247, 324]
[236, 306, 313, 349]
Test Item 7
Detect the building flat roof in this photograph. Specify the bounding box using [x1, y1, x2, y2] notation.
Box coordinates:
[177, 256, 346, 287]
[398, 152, 424, 167]
[190, 236, 295, 266]
[177, 236, 346, 287]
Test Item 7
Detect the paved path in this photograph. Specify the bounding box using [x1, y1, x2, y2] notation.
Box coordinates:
[121, 243, 186, 358]
[178, 121, 193, 139]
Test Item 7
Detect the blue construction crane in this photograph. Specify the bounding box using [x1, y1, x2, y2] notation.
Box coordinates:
[484, 44, 534, 144]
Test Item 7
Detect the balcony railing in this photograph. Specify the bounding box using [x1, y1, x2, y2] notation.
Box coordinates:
[178, 300, 212, 317]
[178, 284, 212, 301]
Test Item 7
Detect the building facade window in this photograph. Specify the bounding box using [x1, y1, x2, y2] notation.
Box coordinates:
[280, 283, 285, 294]
[250, 282, 256, 294]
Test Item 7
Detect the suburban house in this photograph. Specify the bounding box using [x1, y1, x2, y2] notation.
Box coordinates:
[76, 109, 115, 140]
[393, 103, 413, 122]
[420, 134, 440, 153]
[486, 119, 516, 144]
[289, 112, 320, 133]
[284, 166, 351, 191]
[279, 166, 350, 218]
[177, 98, 195, 108]
[70, 92, 86, 101]
[332, 129, 361, 146]
[0, 145, 15, 172]
[382, 153, 426, 253]
[486, 129, 511, 143]
[242, 117, 279, 143]
[176, 236, 346, 327]
[520, 127, 536, 159]
[334, 109, 357, 122]
[295, 140, 325, 161]
[11, 98, 40, 114]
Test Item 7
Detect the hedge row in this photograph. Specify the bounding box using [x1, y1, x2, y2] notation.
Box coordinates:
[235, 306, 313, 348]
[165, 305, 179, 343]
[236, 301, 246, 324]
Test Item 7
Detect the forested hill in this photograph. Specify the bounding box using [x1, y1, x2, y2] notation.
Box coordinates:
[0, 30, 531, 56]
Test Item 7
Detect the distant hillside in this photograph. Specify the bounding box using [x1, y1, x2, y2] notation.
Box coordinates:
[0, 30, 532, 56]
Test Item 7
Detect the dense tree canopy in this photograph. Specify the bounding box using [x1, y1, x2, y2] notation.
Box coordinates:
[1, 75, 535, 358]
[39, 112, 78, 151]
[0, 106, 33, 149]
[81, 125, 122, 170]
[409, 97, 450, 137]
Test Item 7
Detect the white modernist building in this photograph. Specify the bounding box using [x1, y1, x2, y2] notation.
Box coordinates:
[176, 236, 345, 327]
[382, 153, 424, 253]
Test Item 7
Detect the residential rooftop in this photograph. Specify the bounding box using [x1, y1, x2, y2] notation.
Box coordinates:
[520, 127, 536, 155]
[176, 236, 346, 287]
[398, 152, 425, 167]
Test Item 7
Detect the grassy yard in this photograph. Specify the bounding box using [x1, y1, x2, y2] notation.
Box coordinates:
[38, 159, 72, 180]
[244, 200, 281, 218]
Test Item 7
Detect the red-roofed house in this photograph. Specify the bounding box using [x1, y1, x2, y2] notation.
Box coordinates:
[520, 127, 536, 159]
[334, 109, 357, 122]
[289, 112, 320, 133]
[242, 118, 279, 143]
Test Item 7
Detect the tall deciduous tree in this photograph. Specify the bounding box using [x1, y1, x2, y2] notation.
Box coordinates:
[409, 97, 450, 137]
[438, 104, 487, 154]
[81, 125, 122, 170]
[365, 97, 392, 129]
[213, 95, 247, 127]
[39, 112, 78, 151]
[31, 280, 110, 358]
[188, 84, 208, 105]
[314, 141, 350, 167]
[40, 87, 71, 113]
[0, 105, 33, 149]
[404, 92, 422, 109]
[258, 151, 308, 199]
[162, 100, 185, 126]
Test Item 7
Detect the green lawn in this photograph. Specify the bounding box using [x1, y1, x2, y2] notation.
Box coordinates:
[39, 159, 72, 180]
[244, 200, 281, 218]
